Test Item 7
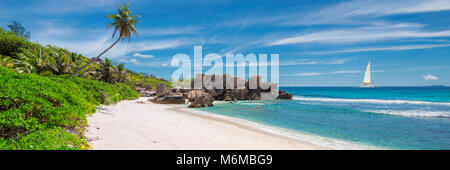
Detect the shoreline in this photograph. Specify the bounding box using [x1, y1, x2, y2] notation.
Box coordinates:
[85, 97, 375, 150]
[178, 105, 378, 150]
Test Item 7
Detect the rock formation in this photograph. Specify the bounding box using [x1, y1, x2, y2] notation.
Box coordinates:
[133, 84, 156, 97]
[142, 74, 293, 107]
[188, 74, 292, 101]
[277, 90, 293, 100]
[187, 90, 214, 108]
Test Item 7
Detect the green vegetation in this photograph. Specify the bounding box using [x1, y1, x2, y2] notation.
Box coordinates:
[0, 67, 139, 150]
[7, 21, 31, 40]
[0, 3, 170, 150]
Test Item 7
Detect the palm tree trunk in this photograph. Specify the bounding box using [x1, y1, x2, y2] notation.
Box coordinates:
[66, 37, 121, 79]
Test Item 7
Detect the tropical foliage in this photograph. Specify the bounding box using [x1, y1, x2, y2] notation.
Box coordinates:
[68, 2, 140, 79]
[0, 18, 169, 149]
[7, 21, 31, 39]
[0, 67, 139, 149]
[0, 27, 168, 87]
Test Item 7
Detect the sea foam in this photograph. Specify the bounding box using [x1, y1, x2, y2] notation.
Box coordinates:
[293, 96, 450, 106]
[364, 110, 450, 118]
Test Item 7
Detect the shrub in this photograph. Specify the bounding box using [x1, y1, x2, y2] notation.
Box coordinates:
[0, 28, 34, 57]
[0, 67, 139, 150]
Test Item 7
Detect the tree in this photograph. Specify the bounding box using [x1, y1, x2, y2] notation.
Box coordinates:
[116, 63, 127, 82]
[66, 2, 140, 79]
[99, 58, 118, 83]
[8, 21, 31, 39]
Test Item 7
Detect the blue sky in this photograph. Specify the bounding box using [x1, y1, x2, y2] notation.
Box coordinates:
[1, 0, 450, 86]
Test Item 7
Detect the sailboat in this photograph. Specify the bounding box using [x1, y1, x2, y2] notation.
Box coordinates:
[360, 61, 376, 88]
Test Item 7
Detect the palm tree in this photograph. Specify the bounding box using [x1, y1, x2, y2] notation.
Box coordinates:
[0, 55, 16, 69]
[116, 63, 127, 82]
[66, 2, 140, 79]
[99, 58, 118, 83]
[15, 47, 53, 74]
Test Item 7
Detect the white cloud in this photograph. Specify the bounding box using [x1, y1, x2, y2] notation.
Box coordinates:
[331, 70, 361, 74]
[133, 53, 154, 58]
[269, 26, 450, 46]
[30, 23, 189, 58]
[323, 0, 450, 17]
[138, 26, 202, 37]
[39, 35, 185, 58]
[285, 0, 450, 26]
[423, 74, 439, 80]
[118, 58, 171, 68]
[312, 44, 450, 54]
[219, 0, 450, 28]
[280, 57, 354, 66]
[130, 59, 139, 64]
[294, 72, 323, 76]
[406, 66, 448, 70]
[286, 69, 378, 77]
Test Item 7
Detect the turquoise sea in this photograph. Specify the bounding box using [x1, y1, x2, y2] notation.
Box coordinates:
[197, 87, 450, 150]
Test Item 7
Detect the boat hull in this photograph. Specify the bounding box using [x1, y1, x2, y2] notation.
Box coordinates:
[360, 84, 376, 88]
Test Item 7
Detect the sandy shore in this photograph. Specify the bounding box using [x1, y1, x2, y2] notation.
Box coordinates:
[85, 97, 332, 150]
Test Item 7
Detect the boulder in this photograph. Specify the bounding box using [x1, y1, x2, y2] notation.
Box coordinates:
[140, 90, 156, 97]
[230, 88, 248, 100]
[187, 73, 292, 101]
[206, 88, 224, 99]
[277, 90, 293, 100]
[156, 83, 169, 97]
[142, 84, 153, 91]
[187, 90, 214, 108]
[133, 87, 146, 92]
[153, 96, 185, 104]
[224, 95, 233, 101]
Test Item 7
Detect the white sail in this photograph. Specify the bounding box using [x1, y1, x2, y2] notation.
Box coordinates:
[362, 61, 371, 84]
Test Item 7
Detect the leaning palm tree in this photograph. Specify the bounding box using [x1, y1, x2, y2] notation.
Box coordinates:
[66, 2, 140, 79]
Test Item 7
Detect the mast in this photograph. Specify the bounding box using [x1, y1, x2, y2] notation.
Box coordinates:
[362, 61, 371, 84]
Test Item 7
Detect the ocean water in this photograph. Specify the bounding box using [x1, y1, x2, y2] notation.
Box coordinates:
[196, 87, 450, 150]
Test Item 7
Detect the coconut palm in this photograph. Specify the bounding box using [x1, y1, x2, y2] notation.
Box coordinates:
[0, 55, 16, 69]
[115, 63, 128, 82]
[66, 2, 140, 79]
[14, 47, 54, 74]
[98, 58, 119, 83]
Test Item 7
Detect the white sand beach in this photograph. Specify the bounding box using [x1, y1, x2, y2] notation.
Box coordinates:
[85, 97, 332, 150]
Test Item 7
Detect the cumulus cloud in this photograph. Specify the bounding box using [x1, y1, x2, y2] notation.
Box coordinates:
[423, 74, 439, 80]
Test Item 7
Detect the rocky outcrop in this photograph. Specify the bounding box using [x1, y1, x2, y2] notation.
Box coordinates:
[277, 90, 293, 100]
[148, 83, 186, 104]
[187, 90, 214, 108]
[188, 74, 291, 101]
[156, 83, 169, 97]
[133, 84, 156, 97]
[140, 90, 156, 97]
[149, 74, 292, 107]
[151, 95, 185, 104]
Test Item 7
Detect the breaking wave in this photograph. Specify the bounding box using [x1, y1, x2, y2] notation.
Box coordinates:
[293, 96, 450, 106]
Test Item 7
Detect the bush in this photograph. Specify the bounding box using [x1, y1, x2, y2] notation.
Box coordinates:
[0, 67, 139, 150]
[0, 28, 35, 57]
